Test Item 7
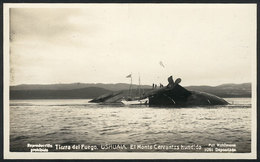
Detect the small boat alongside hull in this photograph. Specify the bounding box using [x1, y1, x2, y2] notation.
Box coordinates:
[121, 98, 149, 105]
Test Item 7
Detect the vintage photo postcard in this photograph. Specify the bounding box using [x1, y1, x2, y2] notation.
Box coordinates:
[3, 3, 257, 159]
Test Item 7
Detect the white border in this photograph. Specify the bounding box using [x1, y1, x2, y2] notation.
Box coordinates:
[3, 3, 257, 159]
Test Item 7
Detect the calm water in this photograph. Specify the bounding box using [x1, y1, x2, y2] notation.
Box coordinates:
[10, 98, 251, 152]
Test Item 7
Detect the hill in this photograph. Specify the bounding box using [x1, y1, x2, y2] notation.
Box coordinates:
[10, 82, 251, 99]
[185, 83, 251, 98]
[10, 87, 112, 99]
[10, 83, 152, 91]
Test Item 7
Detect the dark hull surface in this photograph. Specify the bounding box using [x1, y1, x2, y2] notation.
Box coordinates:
[148, 89, 228, 106]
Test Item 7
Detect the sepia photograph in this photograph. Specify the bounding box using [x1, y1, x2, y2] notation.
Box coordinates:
[3, 3, 257, 159]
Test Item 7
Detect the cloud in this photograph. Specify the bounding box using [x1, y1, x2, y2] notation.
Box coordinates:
[8, 5, 256, 86]
[10, 8, 84, 43]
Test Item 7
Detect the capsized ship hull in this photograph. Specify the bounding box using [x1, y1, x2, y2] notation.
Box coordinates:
[90, 76, 229, 107]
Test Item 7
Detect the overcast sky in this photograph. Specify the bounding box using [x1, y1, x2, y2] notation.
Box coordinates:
[9, 4, 256, 86]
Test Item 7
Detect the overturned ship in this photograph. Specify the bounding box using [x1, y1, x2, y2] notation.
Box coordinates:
[90, 76, 228, 106]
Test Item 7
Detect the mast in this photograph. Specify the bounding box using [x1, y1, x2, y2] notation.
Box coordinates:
[130, 74, 132, 98]
[128, 73, 132, 98]
[138, 74, 141, 98]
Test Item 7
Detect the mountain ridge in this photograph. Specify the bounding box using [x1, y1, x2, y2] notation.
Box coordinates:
[10, 87, 113, 99]
[10, 82, 250, 91]
[10, 82, 251, 99]
[185, 83, 251, 98]
[10, 83, 152, 91]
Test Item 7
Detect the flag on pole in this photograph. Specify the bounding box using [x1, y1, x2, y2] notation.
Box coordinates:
[159, 61, 165, 68]
[126, 74, 132, 78]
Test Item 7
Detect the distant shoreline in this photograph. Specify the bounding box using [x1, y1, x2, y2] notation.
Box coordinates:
[9, 96, 252, 100]
[9, 83, 251, 100]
